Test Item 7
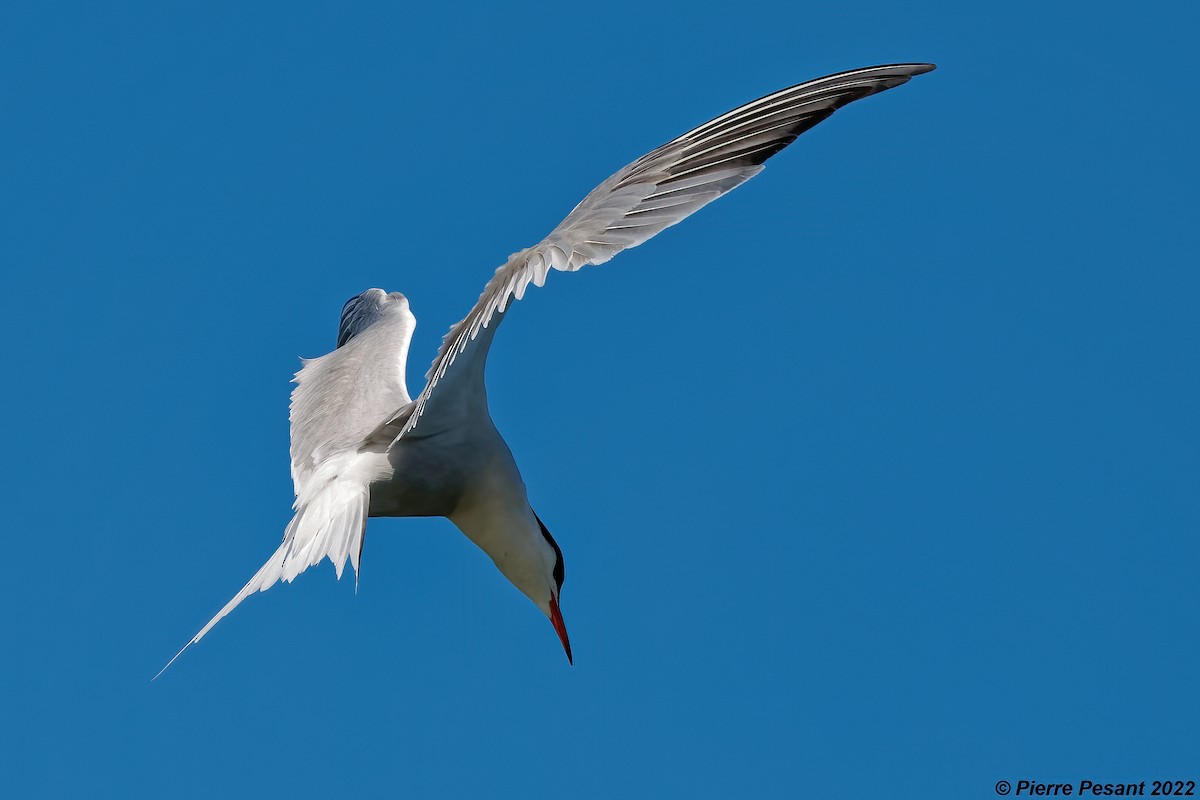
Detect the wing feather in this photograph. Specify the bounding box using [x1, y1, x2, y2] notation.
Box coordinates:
[396, 63, 935, 438]
[292, 299, 414, 491]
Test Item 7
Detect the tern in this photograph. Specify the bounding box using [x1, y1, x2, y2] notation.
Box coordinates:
[159, 62, 935, 676]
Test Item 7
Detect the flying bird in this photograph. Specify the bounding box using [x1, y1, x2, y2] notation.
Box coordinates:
[159, 62, 935, 676]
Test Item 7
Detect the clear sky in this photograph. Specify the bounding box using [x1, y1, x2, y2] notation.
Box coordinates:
[2, 1, 1196, 797]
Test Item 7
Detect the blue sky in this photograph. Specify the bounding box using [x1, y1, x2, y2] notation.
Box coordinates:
[2, 1, 1196, 797]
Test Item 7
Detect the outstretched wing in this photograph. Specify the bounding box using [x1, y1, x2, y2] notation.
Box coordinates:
[397, 63, 935, 438]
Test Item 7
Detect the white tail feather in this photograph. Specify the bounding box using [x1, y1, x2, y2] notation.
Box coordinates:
[155, 479, 368, 679]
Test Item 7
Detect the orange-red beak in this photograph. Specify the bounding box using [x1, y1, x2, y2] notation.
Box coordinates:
[548, 595, 573, 665]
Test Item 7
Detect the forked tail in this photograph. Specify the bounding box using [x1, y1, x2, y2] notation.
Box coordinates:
[154, 479, 369, 679]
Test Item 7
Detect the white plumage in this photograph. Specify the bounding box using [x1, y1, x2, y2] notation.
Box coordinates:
[159, 63, 935, 676]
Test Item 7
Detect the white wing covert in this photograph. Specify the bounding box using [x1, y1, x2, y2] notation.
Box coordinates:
[397, 63, 935, 440]
[292, 291, 415, 492]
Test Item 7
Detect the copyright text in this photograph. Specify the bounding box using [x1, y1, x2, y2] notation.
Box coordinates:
[993, 780, 1195, 797]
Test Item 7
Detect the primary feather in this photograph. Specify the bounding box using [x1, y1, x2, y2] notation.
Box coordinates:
[397, 63, 935, 439]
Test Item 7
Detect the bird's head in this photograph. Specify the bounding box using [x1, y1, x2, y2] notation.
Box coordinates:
[531, 512, 572, 665]
[454, 504, 573, 665]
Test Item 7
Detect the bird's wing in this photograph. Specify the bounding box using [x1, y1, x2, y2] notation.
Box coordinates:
[291, 310, 414, 492]
[396, 63, 934, 439]
[156, 308, 415, 678]
[280, 307, 414, 583]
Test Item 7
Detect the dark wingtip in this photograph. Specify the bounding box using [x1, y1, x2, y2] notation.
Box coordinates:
[875, 62, 936, 75]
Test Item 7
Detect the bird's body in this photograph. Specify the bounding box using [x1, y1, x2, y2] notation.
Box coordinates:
[377, 399, 548, 595]
[159, 63, 935, 676]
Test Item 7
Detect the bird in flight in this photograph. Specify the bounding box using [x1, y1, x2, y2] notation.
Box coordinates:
[159, 62, 935, 676]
